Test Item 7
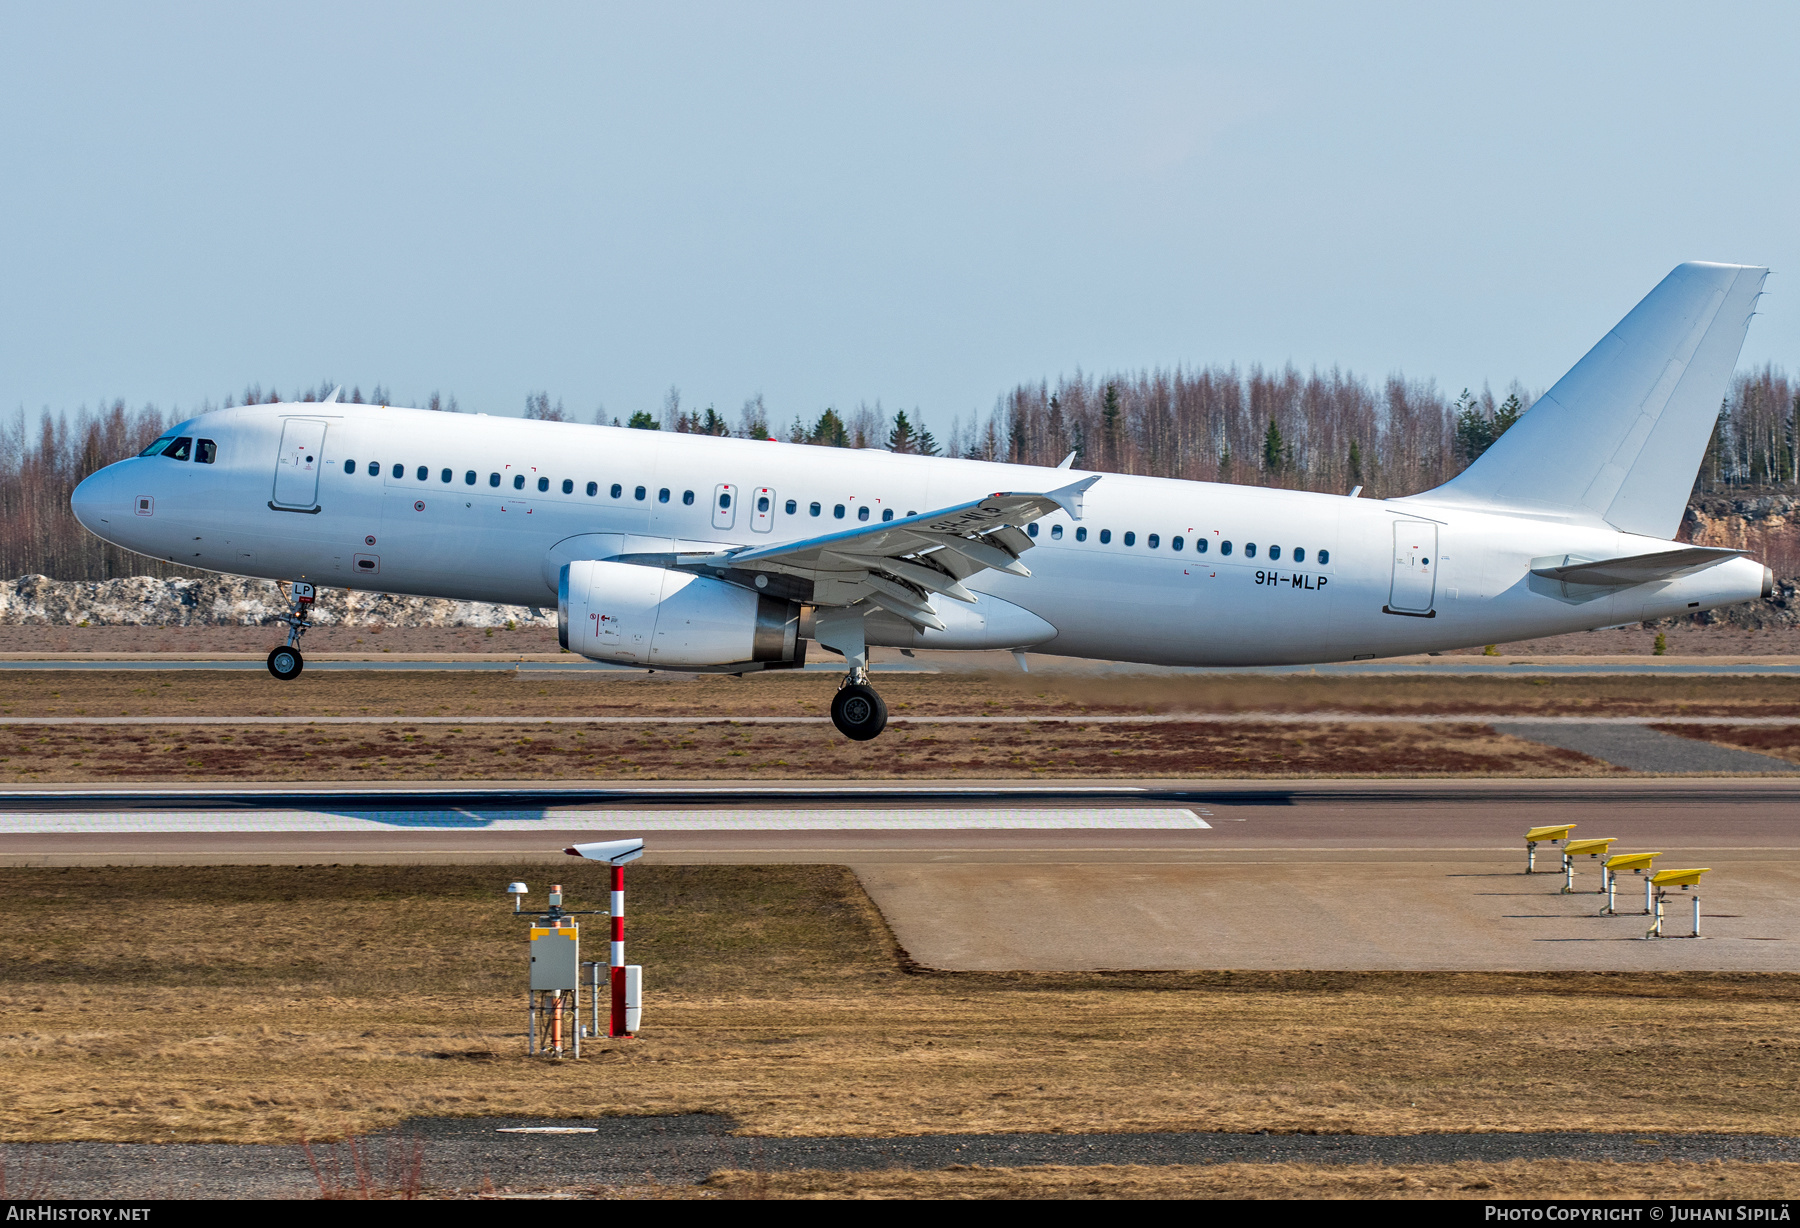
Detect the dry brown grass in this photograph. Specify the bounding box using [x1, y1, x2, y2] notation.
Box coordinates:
[4, 865, 1800, 1146]
[0, 719, 1609, 781]
[700, 1160, 1800, 1199]
[1659, 724, 1800, 766]
[8, 668, 1800, 720]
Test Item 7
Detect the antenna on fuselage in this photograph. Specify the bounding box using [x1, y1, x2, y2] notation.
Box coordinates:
[324, 386, 343, 405]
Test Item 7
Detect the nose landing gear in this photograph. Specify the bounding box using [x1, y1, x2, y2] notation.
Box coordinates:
[830, 670, 888, 740]
[268, 581, 316, 681]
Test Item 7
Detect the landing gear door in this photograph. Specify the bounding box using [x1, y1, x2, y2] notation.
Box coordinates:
[273, 419, 328, 508]
[712, 483, 737, 531]
[750, 487, 775, 533]
[1388, 519, 1438, 614]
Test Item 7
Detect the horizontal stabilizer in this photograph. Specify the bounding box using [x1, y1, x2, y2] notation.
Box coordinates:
[1530, 546, 1744, 587]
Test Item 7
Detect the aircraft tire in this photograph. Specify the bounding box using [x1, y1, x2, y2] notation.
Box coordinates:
[267, 646, 304, 681]
[830, 683, 888, 740]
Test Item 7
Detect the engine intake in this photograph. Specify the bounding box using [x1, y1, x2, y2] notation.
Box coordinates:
[559, 559, 801, 670]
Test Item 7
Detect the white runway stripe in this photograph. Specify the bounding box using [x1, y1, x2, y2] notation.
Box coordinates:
[0, 807, 1212, 833]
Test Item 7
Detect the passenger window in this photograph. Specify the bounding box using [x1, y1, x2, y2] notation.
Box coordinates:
[1099, 529, 1111, 544]
[659, 488, 670, 503]
[785, 499, 797, 514]
[811, 502, 822, 516]
[857, 506, 870, 521]
[1318, 549, 1330, 565]
[196, 440, 217, 464]
[368, 461, 380, 476]
[393, 463, 404, 479]
[1148, 534, 1160, 549]
[488, 473, 501, 487]
[465, 470, 477, 485]
[414, 465, 427, 480]
[906, 510, 916, 517]
[539, 477, 550, 492]
[634, 485, 646, 501]
[759, 495, 771, 512]
[163, 437, 193, 460]
[1245, 543, 1257, 558]
[610, 483, 622, 498]
[881, 508, 892, 521]
[834, 504, 845, 519]
[1269, 545, 1281, 561]
[1172, 536, 1183, 551]
[442, 468, 453, 483]
[513, 474, 525, 490]
[1051, 524, 1063, 540]
[561, 479, 573, 494]
[1293, 547, 1305, 563]
[586, 481, 598, 496]
[1221, 541, 1232, 556]
[1075, 526, 1087, 542]
[1124, 532, 1136, 546]
[683, 490, 695, 506]
[1027, 523, 1039, 537]
[344, 460, 357, 475]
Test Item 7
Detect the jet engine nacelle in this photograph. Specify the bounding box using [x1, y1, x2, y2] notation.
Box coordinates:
[559, 559, 802, 670]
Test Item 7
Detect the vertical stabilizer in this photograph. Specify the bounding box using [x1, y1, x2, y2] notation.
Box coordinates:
[1411, 262, 1767, 537]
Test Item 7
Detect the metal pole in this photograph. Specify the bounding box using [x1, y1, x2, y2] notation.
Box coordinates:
[1645, 875, 1654, 916]
[611, 863, 627, 1037]
[1602, 868, 1616, 916]
[1561, 853, 1574, 894]
[1527, 840, 1536, 874]
[527, 991, 536, 1055]
[1647, 888, 1665, 939]
[1692, 892, 1700, 938]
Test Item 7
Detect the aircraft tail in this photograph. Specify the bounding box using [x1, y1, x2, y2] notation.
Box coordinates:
[1410, 262, 1768, 538]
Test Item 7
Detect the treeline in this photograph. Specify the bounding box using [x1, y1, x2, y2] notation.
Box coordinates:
[4, 368, 1796, 581]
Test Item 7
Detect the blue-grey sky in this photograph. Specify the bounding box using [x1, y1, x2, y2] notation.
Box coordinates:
[3, 2, 1796, 430]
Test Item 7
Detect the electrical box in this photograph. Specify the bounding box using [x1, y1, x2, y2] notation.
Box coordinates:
[530, 925, 580, 990]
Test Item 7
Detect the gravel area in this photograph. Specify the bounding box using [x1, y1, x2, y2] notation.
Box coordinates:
[1494, 722, 1800, 773]
[15, 1117, 1800, 1198]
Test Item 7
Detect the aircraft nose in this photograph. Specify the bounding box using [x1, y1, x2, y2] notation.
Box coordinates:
[70, 465, 119, 533]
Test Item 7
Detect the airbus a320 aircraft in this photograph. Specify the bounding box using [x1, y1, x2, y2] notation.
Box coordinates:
[71, 262, 1771, 740]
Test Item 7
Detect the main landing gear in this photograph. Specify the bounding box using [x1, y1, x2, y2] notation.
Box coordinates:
[830, 670, 888, 740]
[268, 580, 316, 681]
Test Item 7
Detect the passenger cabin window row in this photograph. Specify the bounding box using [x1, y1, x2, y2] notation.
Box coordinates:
[1024, 519, 1328, 564]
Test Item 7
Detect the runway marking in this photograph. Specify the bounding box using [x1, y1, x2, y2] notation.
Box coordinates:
[0, 807, 1213, 834]
[9, 714, 1800, 726]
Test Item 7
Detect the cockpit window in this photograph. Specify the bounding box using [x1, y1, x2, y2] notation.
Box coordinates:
[139, 435, 177, 458]
[161, 437, 193, 461]
[195, 439, 217, 464]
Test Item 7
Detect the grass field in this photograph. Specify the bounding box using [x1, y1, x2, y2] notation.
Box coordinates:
[13, 669, 1800, 781]
[4, 862, 1800, 1201]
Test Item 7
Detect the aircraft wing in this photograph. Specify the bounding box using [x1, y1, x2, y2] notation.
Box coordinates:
[670, 475, 1099, 630]
[1530, 545, 1745, 587]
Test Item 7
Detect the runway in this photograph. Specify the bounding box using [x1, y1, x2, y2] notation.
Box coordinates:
[6, 780, 1793, 972]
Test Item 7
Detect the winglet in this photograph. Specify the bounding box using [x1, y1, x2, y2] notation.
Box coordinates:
[1046, 474, 1101, 520]
[324, 386, 343, 405]
[1056, 451, 1077, 469]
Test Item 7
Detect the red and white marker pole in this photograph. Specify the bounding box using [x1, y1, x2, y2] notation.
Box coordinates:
[563, 838, 645, 1040]
[610, 862, 628, 1037]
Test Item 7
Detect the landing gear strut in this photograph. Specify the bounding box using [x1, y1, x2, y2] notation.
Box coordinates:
[268, 581, 315, 681]
[830, 671, 888, 741]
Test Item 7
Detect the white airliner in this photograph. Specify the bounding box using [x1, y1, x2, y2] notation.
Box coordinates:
[71, 262, 1771, 739]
